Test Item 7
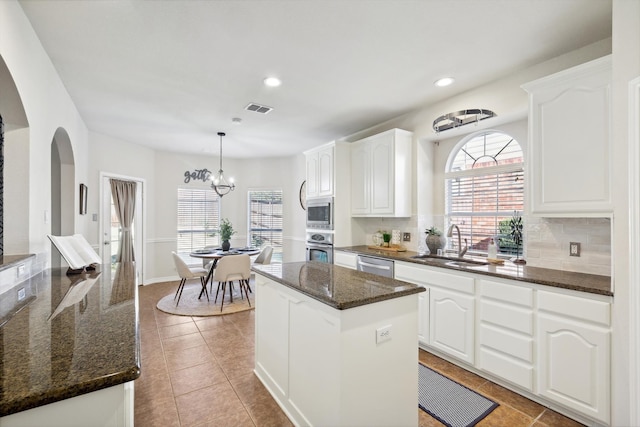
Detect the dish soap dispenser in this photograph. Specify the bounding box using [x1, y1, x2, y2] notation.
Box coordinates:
[487, 238, 497, 259]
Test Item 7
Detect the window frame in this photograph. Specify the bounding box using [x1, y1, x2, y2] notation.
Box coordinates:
[176, 187, 221, 262]
[247, 188, 283, 262]
[444, 131, 524, 256]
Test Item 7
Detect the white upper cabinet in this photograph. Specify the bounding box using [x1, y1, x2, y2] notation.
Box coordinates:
[522, 55, 612, 216]
[350, 129, 412, 217]
[305, 143, 334, 198]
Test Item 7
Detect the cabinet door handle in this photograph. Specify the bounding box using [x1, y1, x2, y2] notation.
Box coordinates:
[358, 261, 391, 270]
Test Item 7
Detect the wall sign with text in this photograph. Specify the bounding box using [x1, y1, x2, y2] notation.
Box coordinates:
[184, 168, 212, 184]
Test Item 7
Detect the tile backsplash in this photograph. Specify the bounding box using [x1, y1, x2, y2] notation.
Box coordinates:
[525, 217, 611, 276]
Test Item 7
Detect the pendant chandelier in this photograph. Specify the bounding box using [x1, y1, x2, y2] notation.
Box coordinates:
[211, 132, 235, 197]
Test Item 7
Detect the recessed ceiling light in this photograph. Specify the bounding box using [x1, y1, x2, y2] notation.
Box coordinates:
[434, 77, 455, 87]
[232, 117, 242, 125]
[264, 77, 282, 87]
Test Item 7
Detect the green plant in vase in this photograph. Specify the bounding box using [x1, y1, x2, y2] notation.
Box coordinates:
[508, 212, 525, 264]
[218, 218, 236, 251]
[425, 226, 446, 255]
[382, 231, 392, 247]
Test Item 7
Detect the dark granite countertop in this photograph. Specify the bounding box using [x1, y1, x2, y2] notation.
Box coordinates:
[0, 262, 140, 416]
[252, 261, 425, 310]
[336, 246, 613, 297]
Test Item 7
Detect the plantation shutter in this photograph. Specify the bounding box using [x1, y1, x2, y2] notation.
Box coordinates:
[248, 190, 283, 249]
[177, 188, 220, 254]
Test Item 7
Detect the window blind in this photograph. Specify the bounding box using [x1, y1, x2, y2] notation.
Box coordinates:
[177, 188, 220, 254]
[446, 166, 523, 254]
[248, 190, 283, 251]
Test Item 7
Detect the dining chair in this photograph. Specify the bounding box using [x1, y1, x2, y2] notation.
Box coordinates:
[172, 252, 209, 306]
[253, 246, 273, 265]
[212, 254, 251, 312]
[247, 245, 273, 293]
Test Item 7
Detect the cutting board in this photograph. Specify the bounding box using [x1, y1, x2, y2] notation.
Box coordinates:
[367, 244, 407, 252]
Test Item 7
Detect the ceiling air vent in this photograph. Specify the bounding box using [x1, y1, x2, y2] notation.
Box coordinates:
[245, 103, 273, 114]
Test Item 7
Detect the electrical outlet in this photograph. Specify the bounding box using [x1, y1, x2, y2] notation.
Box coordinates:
[17, 288, 26, 301]
[403, 232, 411, 242]
[570, 242, 581, 257]
[376, 325, 392, 344]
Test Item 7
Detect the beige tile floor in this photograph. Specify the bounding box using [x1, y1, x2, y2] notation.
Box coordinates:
[136, 281, 584, 427]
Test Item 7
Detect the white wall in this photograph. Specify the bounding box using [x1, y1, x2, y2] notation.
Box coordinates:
[87, 131, 156, 279]
[0, 0, 90, 272]
[3, 127, 30, 254]
[611, 0, 640, 425]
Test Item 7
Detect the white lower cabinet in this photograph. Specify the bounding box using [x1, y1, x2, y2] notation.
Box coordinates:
[254, 272, 419, 427]
[429, 286, 475, 365]
[478, 279, 535, 391]
[395, 262, 475, 364]
[333, 250, 357, 269]
[417, 287, 429, 345]
[395, 260, 612, 426]
[537, 290, 611, 425]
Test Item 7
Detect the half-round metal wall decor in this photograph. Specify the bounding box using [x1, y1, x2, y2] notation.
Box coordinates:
[432, 109, 496, 133]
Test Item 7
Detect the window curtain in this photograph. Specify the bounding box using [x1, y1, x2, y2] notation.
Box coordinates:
[110, 179, 137, 262]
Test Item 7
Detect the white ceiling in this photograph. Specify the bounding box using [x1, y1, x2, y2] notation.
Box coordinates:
[18, 0, 611, 159]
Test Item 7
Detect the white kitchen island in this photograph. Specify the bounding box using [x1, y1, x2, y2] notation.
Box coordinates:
[252, 261, 425, 427]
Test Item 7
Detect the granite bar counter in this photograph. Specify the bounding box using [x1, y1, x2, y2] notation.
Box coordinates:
[252, 261, 424, 427]
[336, 245, 612, 296]
[0, 262, 140, 425]
[251, 260, 425, 309]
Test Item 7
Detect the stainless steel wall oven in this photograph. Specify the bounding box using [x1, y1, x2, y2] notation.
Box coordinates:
[305, 231, 333, 264]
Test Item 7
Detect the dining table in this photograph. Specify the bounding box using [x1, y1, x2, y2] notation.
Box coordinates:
[189, 247, 261, 299]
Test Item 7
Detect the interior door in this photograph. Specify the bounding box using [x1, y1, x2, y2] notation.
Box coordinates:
[101, 175, 144, 283]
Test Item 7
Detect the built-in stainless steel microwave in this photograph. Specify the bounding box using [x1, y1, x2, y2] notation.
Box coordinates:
[306, 197, 333, 230]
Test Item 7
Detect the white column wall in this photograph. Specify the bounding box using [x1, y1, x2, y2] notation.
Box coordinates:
[0, 0, 90, 271]
[611, 1, 640, 425]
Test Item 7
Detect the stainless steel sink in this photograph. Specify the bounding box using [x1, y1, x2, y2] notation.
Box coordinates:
[410, 254, 489, 268]
[445, 259, 489, 268]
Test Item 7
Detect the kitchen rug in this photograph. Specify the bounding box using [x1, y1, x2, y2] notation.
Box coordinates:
[156, 281, 254, 317]
[418, 363, 498, 427]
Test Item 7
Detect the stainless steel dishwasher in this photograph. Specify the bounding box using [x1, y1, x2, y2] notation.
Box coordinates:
[356, 254, 394, 278]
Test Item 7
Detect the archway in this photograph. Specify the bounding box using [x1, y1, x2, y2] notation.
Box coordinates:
[50, 127, 75, 267]
[0, 54, 29, 256]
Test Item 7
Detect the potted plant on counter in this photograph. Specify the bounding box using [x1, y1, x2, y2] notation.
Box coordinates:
[508, 211, 525, 264]
[425, 226, 446, 255]
[219, 218, 236, 251]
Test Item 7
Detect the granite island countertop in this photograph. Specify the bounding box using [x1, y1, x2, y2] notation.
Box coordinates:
[0, 262, 140, 417]
[337, 246, 613, 297]
[252, 261, 425, 310]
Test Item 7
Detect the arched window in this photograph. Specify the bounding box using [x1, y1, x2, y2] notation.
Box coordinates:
[445, 131, 524, 255]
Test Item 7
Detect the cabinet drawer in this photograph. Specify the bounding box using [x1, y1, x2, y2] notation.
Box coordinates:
[479, 323, 533, 363]
[538, 290, 610, 326]
[480, 300, 533, 335]
[479, 279, 533, 307]
[396, 263, 474, 294]
[478, 347, 534, 391]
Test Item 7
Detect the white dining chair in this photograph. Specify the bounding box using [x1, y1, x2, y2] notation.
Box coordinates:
[253, 246, 273, 265]
[212, 254, 251, 312]
[247, 245, 273, 293]
[172, 252, 209, 306]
